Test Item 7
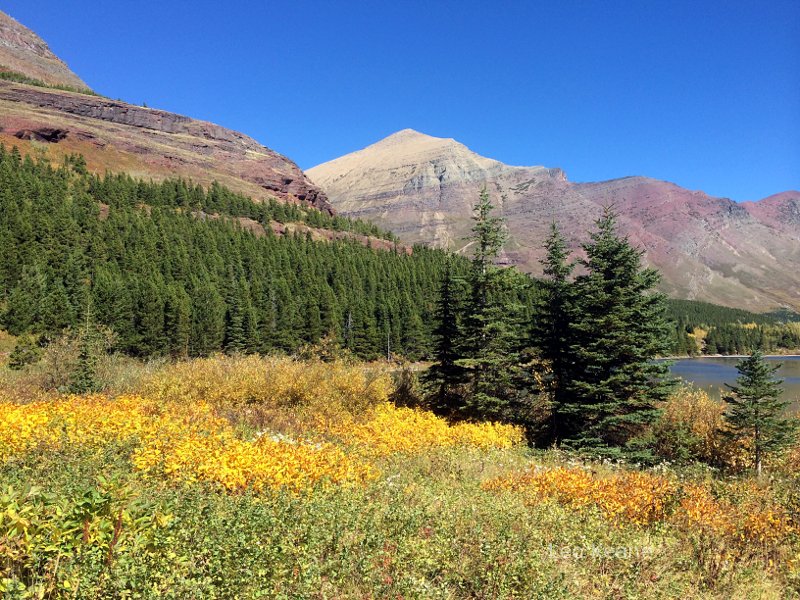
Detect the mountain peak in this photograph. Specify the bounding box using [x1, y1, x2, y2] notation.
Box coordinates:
[366, 128, 460, 151]
[379, 128, 446, 142]
[0, 11, 89, 90]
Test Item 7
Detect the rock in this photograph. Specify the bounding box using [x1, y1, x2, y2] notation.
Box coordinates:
[14, 126, 67, 142]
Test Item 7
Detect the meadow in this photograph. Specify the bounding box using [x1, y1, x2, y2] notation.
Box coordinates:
[2, 354, 800, 598]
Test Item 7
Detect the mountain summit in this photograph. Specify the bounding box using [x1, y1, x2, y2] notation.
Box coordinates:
[308, 130, 560, 248]
[309, 130, 800, 312]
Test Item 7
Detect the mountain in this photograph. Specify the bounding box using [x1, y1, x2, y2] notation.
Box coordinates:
[0, 11, 330, 213]
[0, 11, 89, 90]
[308, 129, 800, 312]
[742, 192, 800, 241]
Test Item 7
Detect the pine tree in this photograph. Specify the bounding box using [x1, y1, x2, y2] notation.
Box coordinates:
[8, 334, 41, 370]
[530, 222, 575, 445]
[723, 351, 797, 477]
[69, 300, 100, 394]
[457, 189, 528, 422]
[564, 208, 673, 458]
[424, 257, 467, 414]
[164, 283, 191, 358]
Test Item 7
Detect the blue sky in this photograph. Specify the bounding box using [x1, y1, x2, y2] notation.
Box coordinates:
[4, 0, 799, 200]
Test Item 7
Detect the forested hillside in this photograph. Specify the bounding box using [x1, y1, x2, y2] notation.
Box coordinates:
[0, 145, 477, 359]
[667, 299, 800, 355]
[2, 145, 796, 363]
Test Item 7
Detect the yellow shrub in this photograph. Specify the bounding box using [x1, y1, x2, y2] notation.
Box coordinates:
[322, 403, 524, 456]
[139, 355, 392, 416]
[483, 466, 677, 526]
[484, 465, 794, 560]
[0, 395, 375, 493]
[653, 386, 749, 469]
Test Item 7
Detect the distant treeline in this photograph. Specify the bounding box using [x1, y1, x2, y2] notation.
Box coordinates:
[0, 69, 99, 96]
[85, 158, 397, 241]
[0, 146, 457, 359]
[666, 299, 800, 355]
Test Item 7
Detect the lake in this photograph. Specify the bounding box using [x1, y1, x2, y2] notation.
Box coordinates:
[667, 356, 800, 409]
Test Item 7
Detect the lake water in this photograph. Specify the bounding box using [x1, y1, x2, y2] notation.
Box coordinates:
[667, 356, 800, 409]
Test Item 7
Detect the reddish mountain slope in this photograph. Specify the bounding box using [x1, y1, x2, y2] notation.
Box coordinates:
[0, 11, 330, 213]
[742, 192, 800, 241]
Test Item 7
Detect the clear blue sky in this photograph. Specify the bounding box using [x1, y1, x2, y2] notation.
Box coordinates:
[5, 0, 799, 200]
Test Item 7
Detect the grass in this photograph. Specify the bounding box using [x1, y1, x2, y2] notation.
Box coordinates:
[1, 355, 799, 598]
[0, 69, 98, 96]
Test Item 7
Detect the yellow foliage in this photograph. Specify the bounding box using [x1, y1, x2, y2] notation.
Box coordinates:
[0, 395, 375, 493]
[319, 403, 524, 456]
[654, 386, 750, 469]
[483, 466, 677, 527]
[484, 465, 793, 558]
[140, 355, 393, 416]
[687, 327, 706, 354]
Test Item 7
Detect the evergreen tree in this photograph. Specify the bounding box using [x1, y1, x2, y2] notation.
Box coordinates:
[8, 334, 41, 370]
[723, 351, 797, 476]
[164, 283, 191, 358]
[530, 222, 575, 445]
[457, 189, 529, 422]
[424, 257, 467, 414]
[69, 302, 100, 394]
[564, 208, 673, 458]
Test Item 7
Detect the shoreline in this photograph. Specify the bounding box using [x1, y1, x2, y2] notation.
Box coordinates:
[660, 354, 800, 360]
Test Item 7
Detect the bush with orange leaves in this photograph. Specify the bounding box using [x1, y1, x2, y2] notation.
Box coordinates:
[0, 395, 375, 494]
[483, 466, 678, 527]
[483, 465, 795, 568]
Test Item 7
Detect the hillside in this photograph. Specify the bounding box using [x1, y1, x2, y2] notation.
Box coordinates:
[0, 10, 330, 213]
[309, 130, 800, 312]
[0, 149, 450, 359]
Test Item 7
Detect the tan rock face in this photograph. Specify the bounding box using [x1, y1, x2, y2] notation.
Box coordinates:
[0, 11, 89, 90]
[309, 130, 800, 312]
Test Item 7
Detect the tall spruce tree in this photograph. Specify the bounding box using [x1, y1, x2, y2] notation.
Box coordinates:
[69, 298, 100, 394]
[564, 208, 673, 458]
[530, 222, 575, 445]
[723, 351, 797, 477]
[424, 256, 467, 414]
[457, 189, 528, 422]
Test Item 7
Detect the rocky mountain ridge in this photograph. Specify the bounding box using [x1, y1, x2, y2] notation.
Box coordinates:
[309, 130, 800, 312]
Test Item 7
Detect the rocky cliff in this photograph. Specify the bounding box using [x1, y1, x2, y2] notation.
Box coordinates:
[309, 130, 800, 312]
[0, 81, 331, 212]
